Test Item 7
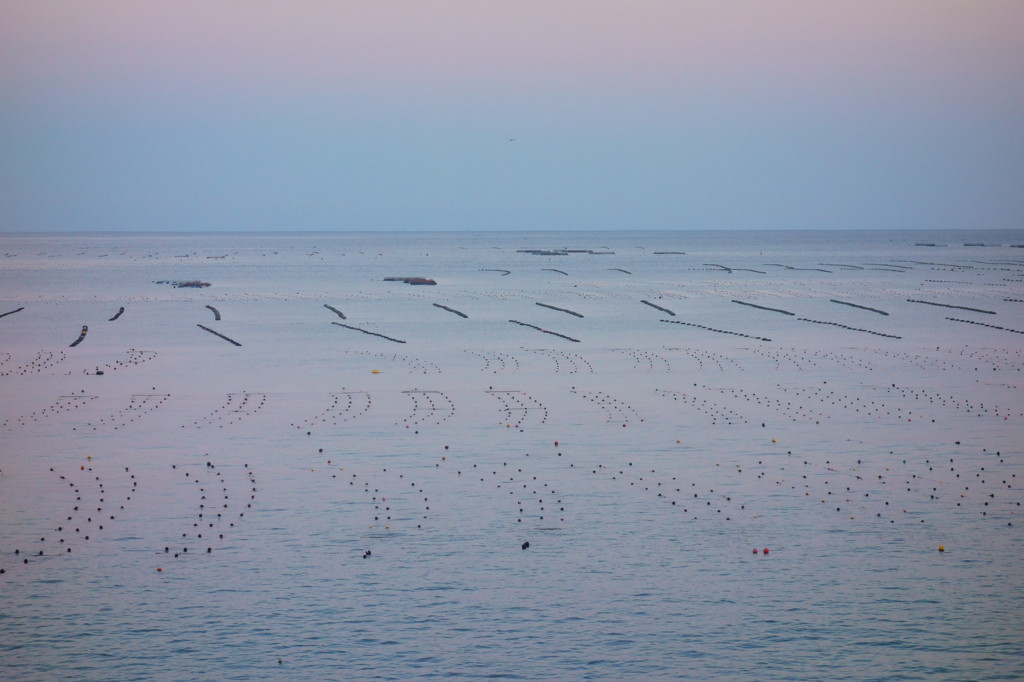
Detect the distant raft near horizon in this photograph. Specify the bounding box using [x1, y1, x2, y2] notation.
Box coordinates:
[155, 280, 211, 288]
[384, 277, 437, 285]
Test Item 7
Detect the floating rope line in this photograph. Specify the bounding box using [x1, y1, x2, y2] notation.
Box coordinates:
[197, 324, 241, 346]
[732, 300, 795, 316]
[324, 304, 346, 319]
[946, 317, 1024, 334]
[332, 322, 406, 344]
[508, 320, 580, 342]
[830, 299, 889, 316]
[536, 302, 584, 318]
[660, 319, 770, 342]
[69, 325, 88, 347]
[907, 299, 996, 314]
[796, 318, 901, 339]
[433, 303, 468, 318]
[640, 300, 675, 316]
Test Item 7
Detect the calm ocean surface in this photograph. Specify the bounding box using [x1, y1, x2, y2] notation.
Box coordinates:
[1, 229, 1022, 680]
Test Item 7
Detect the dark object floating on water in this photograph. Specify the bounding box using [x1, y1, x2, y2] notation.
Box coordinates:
[963, 243, 997, 247]
[155, 280, 211, 288]
[641, 300, 675, 316]
[914, 242, 946, 247]
[0, 307, 25, 319]
[509, 320, 580, 343]
[608, 268, 632, 274]
[521, 541, 530, 550]
[324, 304, 346, 319]
[69, 325, 88, 347]
[661, 319, 770, 342]
[830, 299, 889, 316]
[906, 299, 997, 315]
[384, 276, 437, 285]
[481, 269, 511, 276]
[197, 324, 241, 346]
[332, 321, 406, 344]
[732, 300, 795, 316]
[536, 302, 584, 318]
[653, 251, 686, 255]
[542, 268, 568, 276]
[797, 317, 901, 339]
[108, 306, 125, 321]
[517, 249, 614, 256]
[205, 305, 221, 321]
[433, 303, 468, 318]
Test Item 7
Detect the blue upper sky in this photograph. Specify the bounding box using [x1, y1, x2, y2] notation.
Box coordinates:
[1, 1, 1021, 232]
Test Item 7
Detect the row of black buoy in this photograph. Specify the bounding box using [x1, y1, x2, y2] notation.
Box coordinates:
[946, 316, 1024, 335]
[661, 319, 771, 342]
[796, 317, 901, 339]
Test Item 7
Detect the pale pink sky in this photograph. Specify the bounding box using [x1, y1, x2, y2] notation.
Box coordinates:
[1, 1, 1022, 231]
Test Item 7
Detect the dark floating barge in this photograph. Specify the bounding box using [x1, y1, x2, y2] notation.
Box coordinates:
[517, 249, 614, 256]
[156, 280, 212, 288]
[384, 277, 437, 285]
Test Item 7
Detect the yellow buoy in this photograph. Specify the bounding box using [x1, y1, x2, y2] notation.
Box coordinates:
[938, 545, 945, 552]
[371, 369, 380, 374]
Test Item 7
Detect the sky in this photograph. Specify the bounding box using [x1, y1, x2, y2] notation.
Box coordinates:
[1, 1, 1022, 232]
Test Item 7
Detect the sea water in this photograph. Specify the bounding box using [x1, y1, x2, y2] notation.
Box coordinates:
[0, 229, 1022, 680]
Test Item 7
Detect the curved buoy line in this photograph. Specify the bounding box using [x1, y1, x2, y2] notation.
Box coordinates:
[197, 324, 242, 346]
[542, 269, 568, 276]
[640, 300, 675, 316]
[108, 307, 125, 321]
[205, 305, 221, 321]
[608, 268, 632, 274]
[0, 307, 25, 319]
[332, 322, 406, 344]
[535, 302, 584, 318]
[69, 325, 88, 347]
[830, 299, 889, 316]
[731, 300, 795, 316]
[432, 303, 468, 318]
[508, 320, 580, 342]
[324, 304, 346, 319]
[481, 269, 511, 276]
